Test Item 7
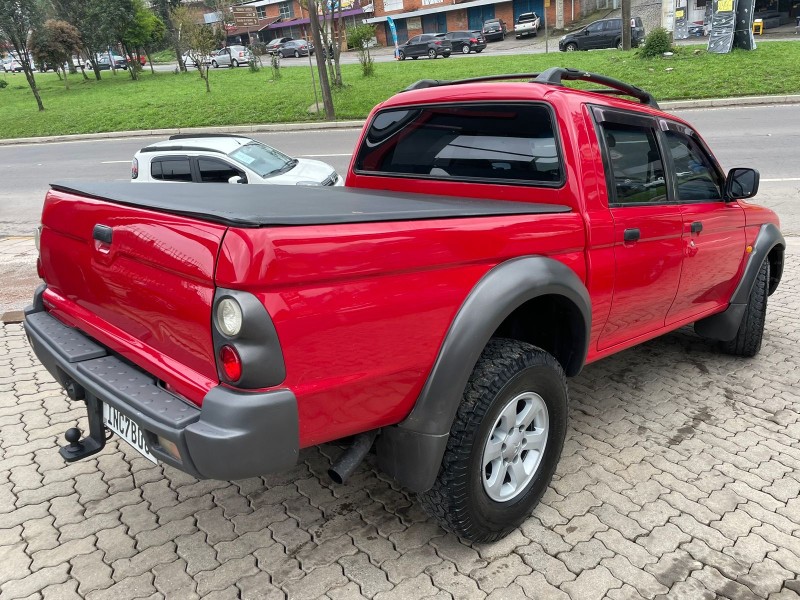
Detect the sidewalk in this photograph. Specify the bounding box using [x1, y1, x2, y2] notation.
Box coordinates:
[0, 237, 38, 321]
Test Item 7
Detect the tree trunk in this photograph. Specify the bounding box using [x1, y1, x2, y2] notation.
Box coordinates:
[174, 40, 186, 72]
[308, 0, 335, 120]
[23, 67, 44, 111]
[204, 66, 210, 92]
[62, 66, 69, 90]
[145, 49, 155, 74]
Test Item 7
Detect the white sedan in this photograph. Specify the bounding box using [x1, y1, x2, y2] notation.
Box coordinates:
[131, 134, 343, 186]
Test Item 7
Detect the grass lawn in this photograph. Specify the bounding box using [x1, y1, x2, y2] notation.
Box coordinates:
[1, 41, 799, 139]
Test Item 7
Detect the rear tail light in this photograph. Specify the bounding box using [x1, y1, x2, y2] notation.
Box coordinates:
[470, 38, 478, 43]
[131, 157, 138, 179]
[219, 345, 242, 382]
[434, 41, 441, 45]
[36, 257, 44, 279]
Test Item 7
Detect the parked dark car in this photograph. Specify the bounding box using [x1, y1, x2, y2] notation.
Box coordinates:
[482, 18, 507, 41]
[437, 30, 486, 54]
[559, 16, 645, 51]
[397, 34, 452, 60]
[93, 53, 128, 70]
[277, 39, 314, 58]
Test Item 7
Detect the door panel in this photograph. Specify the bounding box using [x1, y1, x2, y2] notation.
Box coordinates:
[468, 6, 495, 31]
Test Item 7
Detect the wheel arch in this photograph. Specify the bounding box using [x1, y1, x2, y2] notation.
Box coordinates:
[695, 222, 785, 341]
[376, 255, 591, 492]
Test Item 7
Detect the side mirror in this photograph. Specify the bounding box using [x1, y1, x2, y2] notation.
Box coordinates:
[228, 175, 246, 184]
[584, 30, 590, 35]
[725, 167, 759, 200]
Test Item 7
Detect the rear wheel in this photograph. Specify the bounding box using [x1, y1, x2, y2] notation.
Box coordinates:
[719, 259, 770, 357]
[565, 42, 578, 51]
[428, 48, 436, 59]
[419, 339, 568, 542]
[231, 59, 239, 67]
[616, 38, 623, 49]
[462, 44, 471, 54]
[294, 50, 300, 58]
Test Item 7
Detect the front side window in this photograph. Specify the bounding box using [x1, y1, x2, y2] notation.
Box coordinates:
[198, 158, 245, 183]
[586, 22, 603, 33]
[601, 122, 667, 205]
[664, 130, 723, 201]
[151, 157, 192, 182]
[355, 103, 562, 185]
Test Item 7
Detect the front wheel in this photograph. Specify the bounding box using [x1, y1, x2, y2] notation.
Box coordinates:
[419, 339, 568, 542]
[211, 60, 218, 68]
[564, 42, 578, 51]
[616, 38, 623, 50]
[462, 44, 471, 54]
[719, 259, 770, 357]
[398, 50, 406, 60]
[428, 48, 436, 59]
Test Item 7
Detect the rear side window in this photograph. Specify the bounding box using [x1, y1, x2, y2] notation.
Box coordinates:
[355, 104, 562, 186]
[151, 157, 192, 182]
[601, 122, 667, 205]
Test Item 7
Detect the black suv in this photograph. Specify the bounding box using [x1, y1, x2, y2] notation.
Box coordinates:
[437, 31, 487, 54]
[398, 34, 452, 60]
[558, 17, 645, 51]
[481, 18, 507, 41]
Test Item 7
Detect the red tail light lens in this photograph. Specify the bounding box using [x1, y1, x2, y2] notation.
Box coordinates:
[219, 345, 242, 382]
[434, 41, 441, 45]
[470, 38, 478, 43]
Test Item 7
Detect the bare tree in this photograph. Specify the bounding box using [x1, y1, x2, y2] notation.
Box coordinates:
[171, 5, 221, 92]
[306, 0, 334, 119]
[0, 0, 45, 110]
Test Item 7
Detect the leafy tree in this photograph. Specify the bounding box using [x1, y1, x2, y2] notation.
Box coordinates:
[153, 0, 186, 71]
[346, 23, 375, 77]
[124, 0, 166, 74]
[29, 18, 81, 88]
[0, 0, 45, 110]
[171, 5, 221, 92]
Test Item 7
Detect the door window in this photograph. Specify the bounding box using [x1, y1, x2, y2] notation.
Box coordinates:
[151, 157, 192, 182]
[197, 158, 245, 183]
[663, 130, 723, 202]
[601, 122, 667, 205]
[407, 36, 420, 44]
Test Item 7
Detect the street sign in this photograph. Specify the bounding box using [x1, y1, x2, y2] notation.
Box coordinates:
[231, 6, 258, 26]
[234, 16, 259, 26]
[231, 6, 257, 16]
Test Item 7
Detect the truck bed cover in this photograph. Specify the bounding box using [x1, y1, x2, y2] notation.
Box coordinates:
[51, 181, 571, 228]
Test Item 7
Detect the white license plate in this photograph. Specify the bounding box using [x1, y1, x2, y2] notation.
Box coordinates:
[103, 403, 158, 464]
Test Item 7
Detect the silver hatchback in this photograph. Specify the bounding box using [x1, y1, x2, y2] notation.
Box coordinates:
[210, 45, 253, 68]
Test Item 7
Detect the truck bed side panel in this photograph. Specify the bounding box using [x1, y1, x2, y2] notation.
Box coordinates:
[216, 213, 586, 447]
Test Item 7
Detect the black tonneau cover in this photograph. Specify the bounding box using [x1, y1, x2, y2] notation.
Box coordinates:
[51, 181, 570, 228]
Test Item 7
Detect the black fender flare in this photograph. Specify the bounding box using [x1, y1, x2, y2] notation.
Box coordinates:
[377, 255, 591, 492]
[695, 223, 784, 342]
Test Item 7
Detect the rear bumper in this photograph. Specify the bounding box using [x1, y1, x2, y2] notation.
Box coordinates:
[24, 288, 299, 480]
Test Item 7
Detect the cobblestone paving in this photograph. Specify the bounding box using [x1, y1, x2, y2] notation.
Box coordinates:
[1, 242, 798, 600]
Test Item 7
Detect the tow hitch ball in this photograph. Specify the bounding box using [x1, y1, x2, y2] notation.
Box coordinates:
[58, 395, 107, 462]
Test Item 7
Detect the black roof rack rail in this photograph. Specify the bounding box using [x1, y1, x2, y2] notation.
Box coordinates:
[403, 68, 659, 109]
[138, 145, 227, 154]
[534, 67, 659, 109]
[168, 133, 253, 141]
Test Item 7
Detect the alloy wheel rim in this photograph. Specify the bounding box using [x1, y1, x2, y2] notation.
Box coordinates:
[481, 391, 549, 502]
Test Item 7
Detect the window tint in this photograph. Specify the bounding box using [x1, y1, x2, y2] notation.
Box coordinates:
[151, 157, 192, 182]
[664, 130, 723, 202]
[601, 122, 667, 205]
[586, 22, 603, 33]
[408, 36, 421, 44]
[356, 104, 562, 185]
[198, 158, 244, 183]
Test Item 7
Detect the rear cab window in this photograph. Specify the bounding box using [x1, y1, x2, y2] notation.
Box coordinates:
[151, 157, 192, 182]
[354, 103, 563, 187]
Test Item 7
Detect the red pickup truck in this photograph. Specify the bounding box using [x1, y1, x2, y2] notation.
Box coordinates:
[25, 68, 784, 542]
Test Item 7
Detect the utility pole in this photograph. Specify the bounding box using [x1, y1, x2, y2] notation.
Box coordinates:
[621, 0, 631, 50]
[307, 0, 335, 120]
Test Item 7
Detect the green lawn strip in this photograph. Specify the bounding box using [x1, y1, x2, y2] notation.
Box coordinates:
[1, 42, 799, 139]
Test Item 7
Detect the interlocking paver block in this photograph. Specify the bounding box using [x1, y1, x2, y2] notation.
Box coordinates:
[70, 550, 114, 596]
[602, 555, 669, 599]
[561, 565, 622, 600]
[471, 553, 531, 594]
[195, 556, 259, 596]
[296, 534, 358, 570]
[382, 545, 442, 585]
[737, 558, 794, 598]
[516, 541, 576, 587]
[282, 565, 349, 600]
[338, 552, 393, 599]
[95, 525, 137, 563]
[152, 559, 199, 599]
[554, 512, 608, 545]
[430, 534, 487, 575]
[111, 542, 178, 579]
[31, 535, 96, 570]
[595, 530, 657, 569]
[425, 560, 486, 600]
[559, 538, 614, 574]
[372, 574, 437, 600]
[0, 543, 33, 587]
[1, 563, 70, 600]
[327, 581, 368, 600]
[691, 566, 760, 600]
[236, 571, 284, 600]
[176, 531, 221, 577]
[644, 550, 702, 589]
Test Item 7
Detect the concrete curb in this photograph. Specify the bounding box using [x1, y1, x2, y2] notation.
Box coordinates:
[2, 94, 800, 146]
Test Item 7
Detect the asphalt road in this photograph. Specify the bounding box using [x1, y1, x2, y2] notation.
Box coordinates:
[0, 104, 798, 238]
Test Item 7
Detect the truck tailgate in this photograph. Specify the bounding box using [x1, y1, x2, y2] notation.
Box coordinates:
[39, 188, 227, 402]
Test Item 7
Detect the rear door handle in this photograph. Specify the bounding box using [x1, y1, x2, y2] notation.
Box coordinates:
[691, 221, 703, 234]
[623, 228, 640, 242]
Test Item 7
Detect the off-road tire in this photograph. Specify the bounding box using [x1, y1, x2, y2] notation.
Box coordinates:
[720, 259, 769, 357]
[418, 338, 568, 542]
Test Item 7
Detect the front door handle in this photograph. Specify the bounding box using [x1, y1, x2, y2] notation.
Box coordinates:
[623, 228, 640, 243]
[93, 224, 113, 244]
[691, 221, 703, 234]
